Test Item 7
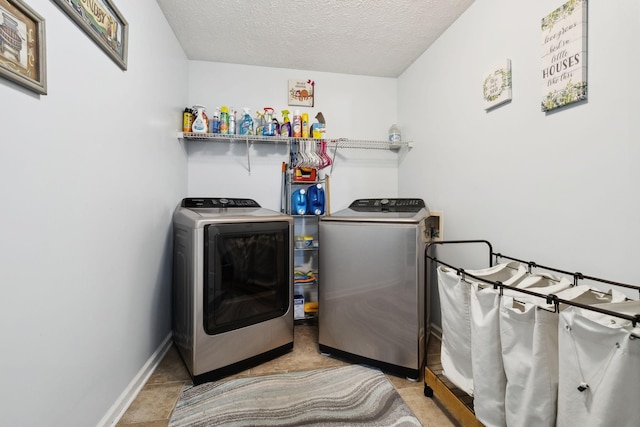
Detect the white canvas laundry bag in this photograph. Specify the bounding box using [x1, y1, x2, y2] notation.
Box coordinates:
[471, 273, 570, 427]
[500, 285, 626, 427]
[557, 299, 640, 427]
[437, 261, 526, 396]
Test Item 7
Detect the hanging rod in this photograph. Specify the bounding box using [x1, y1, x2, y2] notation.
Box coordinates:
[438, 265, 640, 331]
[494, 252, 640, 294]
[425, 240, 640, 329]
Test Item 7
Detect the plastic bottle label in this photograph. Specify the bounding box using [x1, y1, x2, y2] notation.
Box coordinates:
[192, 118, 206, 132]
[239, 120, 252, 135]
[263, 122, 276, 136]
[183, 112, 193, 132]
[219, 113, 229, 134]
[293, 117, 302, 137]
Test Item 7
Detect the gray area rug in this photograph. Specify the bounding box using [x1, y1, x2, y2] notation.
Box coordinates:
[168, 364, 421, 426]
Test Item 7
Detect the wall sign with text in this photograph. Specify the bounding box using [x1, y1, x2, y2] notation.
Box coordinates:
[288, 80, 315, 107]
[541, 0, 588, 112]
[483, 59, 512, 110]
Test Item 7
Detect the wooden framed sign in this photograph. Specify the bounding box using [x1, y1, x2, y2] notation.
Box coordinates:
[54, 0, 128, 70]
[541, 0, 588, 112]
[0, 0, 47, 94]
[288, 79, 315, 107]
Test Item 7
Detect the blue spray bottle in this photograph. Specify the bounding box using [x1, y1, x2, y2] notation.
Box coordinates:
[239, 108, 254, 135]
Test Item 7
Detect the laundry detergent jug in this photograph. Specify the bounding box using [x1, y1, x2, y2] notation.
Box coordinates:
[307, 184, 325, 215]
[292, 189, 308, 215]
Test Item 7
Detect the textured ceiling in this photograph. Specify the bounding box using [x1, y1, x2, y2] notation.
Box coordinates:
[156, 0, 475, 78]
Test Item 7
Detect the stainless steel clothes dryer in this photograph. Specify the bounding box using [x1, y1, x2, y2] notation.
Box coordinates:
[172, 197, 294, 384]
[318, 198, 429, 380]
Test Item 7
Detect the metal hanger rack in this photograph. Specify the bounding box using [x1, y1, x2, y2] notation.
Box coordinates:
[422, 239, 640, 426]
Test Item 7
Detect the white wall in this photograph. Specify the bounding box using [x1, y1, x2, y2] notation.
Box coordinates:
[4, 0, 636, 423]
[0, 1, 188, 426]
[186, 62, 401, 212]
[399, 0, 640, 298]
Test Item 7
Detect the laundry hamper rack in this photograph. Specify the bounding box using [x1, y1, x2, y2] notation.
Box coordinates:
[423, 239, 640, 427]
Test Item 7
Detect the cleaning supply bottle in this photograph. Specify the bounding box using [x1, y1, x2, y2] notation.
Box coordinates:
[255, 110, 265, 136]
[388, 124, 401, 143]
[211, 108, 220, 134]
[219, 106, 229, 134]
[182, 107, 193, 133]
[301, 112, 310, 138]
[191, 105, 207, 133]
[291, 188, 308, 215]
[239, 108, 254, 135]
[228, 107, 236, 135]
[307, 184, 325, 215]
[280, 110, 292, 137]
[263, 107, 276, 136]
[311, 112, 325, 139]
[292, 110, 302, 137]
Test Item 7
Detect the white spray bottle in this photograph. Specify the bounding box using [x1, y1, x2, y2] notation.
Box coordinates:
[192, 105, 208, 133]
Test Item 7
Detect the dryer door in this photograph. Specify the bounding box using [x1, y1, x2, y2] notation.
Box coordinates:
[203, 221, 291, 334]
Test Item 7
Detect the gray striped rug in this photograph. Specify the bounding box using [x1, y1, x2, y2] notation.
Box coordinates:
[168, 364, 421, 426]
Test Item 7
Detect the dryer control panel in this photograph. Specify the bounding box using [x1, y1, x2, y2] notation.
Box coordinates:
[181, 198, 261, 208]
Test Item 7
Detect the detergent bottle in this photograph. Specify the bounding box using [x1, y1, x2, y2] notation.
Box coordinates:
[191, 105, 208, 133]
[239, 108, 254, 135]
[291, 188, 308, 215]
[280, 110, 292, 137]
[307, 184, 325, 215]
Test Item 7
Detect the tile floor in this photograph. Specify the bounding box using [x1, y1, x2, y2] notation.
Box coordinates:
[116, 324, 456, 427]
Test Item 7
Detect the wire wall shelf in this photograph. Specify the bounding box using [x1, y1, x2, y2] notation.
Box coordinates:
[177, 132, 413, 151]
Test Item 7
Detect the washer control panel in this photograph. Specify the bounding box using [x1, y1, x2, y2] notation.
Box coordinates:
[348, 198, 425, 212]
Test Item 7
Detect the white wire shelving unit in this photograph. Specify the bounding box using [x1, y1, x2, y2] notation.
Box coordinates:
[177, 132, 413, 172]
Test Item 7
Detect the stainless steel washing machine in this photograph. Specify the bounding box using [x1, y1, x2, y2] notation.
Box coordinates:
[318, 198, 429, 380]
[172, 197, 294, 384]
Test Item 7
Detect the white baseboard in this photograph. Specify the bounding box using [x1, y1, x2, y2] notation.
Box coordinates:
[97, 332, 173, 427]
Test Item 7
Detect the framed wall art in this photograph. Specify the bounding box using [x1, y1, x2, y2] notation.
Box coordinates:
[53, 0, 128, 70]
[541, 0, 588, 112]
[288, 79, 315, 107]
[0, 0, 46, 95]
[483, 59, 512, 110]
